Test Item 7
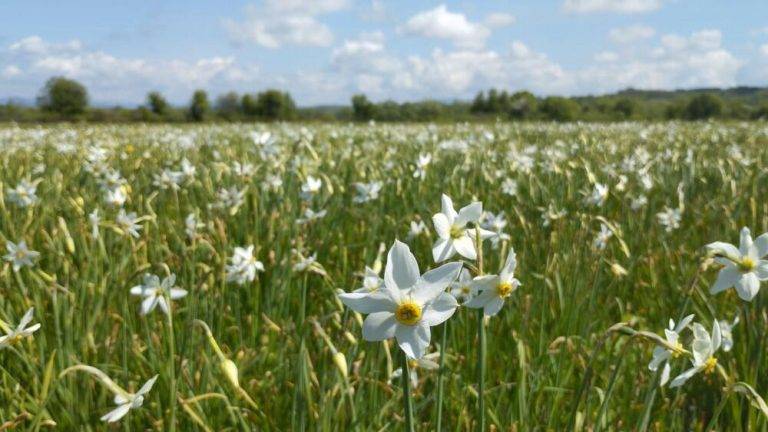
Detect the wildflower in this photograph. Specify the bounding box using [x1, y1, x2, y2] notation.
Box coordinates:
[390, 352, 440, 388]
[232, 162, 255, 178]
[353, 181, 383, 203]
[648, 314, 694, 386]
[670, 321, 722, 388]
[481, 211, 511, 249]
[7, 179, 40, 207]
[0, 308, 41, 349]
[706, 227, 768, 301]
[631, 195, 648, 210]
[152, 169, 182, 190]
[339, 240, 462, 359]
[501, 178, 518, 196]
[301, 176, 322, 200]
[61, 365, 157, 423]
[116, 209, 142, 238]
[408, 220, 428, 239]
[432, 194, 491, 262]
[465, 248, 520, 316]
[4, 240, 39, 272]
[593, 224, 613, 251]
[129, 273, 187, 316]
[213, 186, 246, 215]
[297, 207, 327, 225]
[226, 246, 265, 285]
[105, 186, 128, 207]
[293, 250, 327, 276]
[89, 209, 101, 239]
[449, 268, 474, 302]
[656, 207, 682, 232]
[179, 158, 197, 182]
[185, 213, 203, 240]
[338, 267, 383, 305]
[413, 153, 432, 179]
[718, 314, 739, 352]
[265, 174, 283, 191]
[586, 183, 609, 207]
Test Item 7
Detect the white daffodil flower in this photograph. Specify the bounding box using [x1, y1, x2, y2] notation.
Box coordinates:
[390, 352, 440, 389]
[706, 227, 768, 301]
[89, 209, 101, 239]
[116, 209, 142, 238]
[102, 375, 158, 423]
[226, 246, 265, 285]
[339, 240, 462, 359]
[718, 314, 739, 352]
[353, 181, 383, 203]
[669, 321, 722, 388]
[61, 365, 157, 423]
[4, 240, 40, 272]
[586, 183, 609, 207]
[7, 179, 40, 207]
[432, 194, 492, 262]
[465, 248, 520, 316]
[130, 273, 187, 316]
[449, 268, 474, 303]
[648, 314, 694, 386]
[0, 308, 41, 349]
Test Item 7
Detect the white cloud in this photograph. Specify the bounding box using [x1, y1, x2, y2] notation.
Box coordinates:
[2, 65, 22, 78]
[761, 44, 768, 57]
[578, 29, 742, 91]
[224, 1, 347, 48]
[594, 51, 619, 62]
[9, 36, 82, 55]
[563, 0, 662, 14]
[485, 12, 516, 28]
[400, 5, 490, 49]
[609, 24, 655, 43]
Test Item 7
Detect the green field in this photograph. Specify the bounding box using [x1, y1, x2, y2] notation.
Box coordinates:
[3, 121, 768, 430]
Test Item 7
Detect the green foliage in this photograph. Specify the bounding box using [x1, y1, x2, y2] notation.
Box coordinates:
[686, 94, 724, 120]
[37, 77, 88, 118]
[351, 94, 376, 121]
[188, 90, 210, 122]
[215, 92, 242, 121]
[540, 96, 580, 121]
[147, 91, 170, 117]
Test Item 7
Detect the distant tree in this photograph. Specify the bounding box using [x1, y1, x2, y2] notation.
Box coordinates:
[215, 92, 241, 120]
[470, 91, 487, 114]
[147, 91, 170, 117]
[686, 94, 723, 120]
[613, 98, 638, 119]
[752, 104, 768, 120]
[351, 94, 376, 121]
[508, 91, 537, 119]
[241, 94, 259, 118]
[255, 90, 296, 120]
[539, 96, 579, 122]
[37, 77, 88, 117]
[664, 100, 688, 119]
[188, 90, 210, 122]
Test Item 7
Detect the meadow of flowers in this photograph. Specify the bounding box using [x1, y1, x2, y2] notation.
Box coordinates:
[3, 121, 768, 430]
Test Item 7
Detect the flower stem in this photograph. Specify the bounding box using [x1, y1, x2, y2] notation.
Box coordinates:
[167, 305, 177, 432]
[402, 352, 415, 432]
[475, 225, 485, 432]
[436, 320, 448, 432]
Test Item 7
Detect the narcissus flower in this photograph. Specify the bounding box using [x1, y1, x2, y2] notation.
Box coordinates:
[465, 248, 520, 316]
[226, 246, 265, 285]
[669, 321, 721, 388]
[706, 227, 768, 301]
[4, 240, 39, 272]
[432, 194, 492, 262]
[130, 273, 187, 316]
[648, 314, 693, 386]
[0, 308, 41, 349]
[339, 240, 462, 358]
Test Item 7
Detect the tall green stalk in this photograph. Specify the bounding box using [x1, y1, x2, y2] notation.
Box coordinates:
[402, 352, 415, 432]
[166, 301, 177, 432]
[475, 226, 485, 432]
[436, 320, 448, 432]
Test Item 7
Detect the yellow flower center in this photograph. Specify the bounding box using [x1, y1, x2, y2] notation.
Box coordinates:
[739, 257, 756, 272]
[461, 285, 471, 295]
[395, 301, 422, 326]
[497, 281, 514, 298]
[7, 334, 23, 345]
[671, 342, 685, 358]
[703, 357, 718, 374]
[449, 225, 464, 239]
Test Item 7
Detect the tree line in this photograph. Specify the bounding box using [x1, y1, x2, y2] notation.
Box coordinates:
[2, 76, 768, 123]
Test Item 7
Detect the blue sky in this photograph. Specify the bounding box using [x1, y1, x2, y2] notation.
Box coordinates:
[1, 0, 767, 106]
